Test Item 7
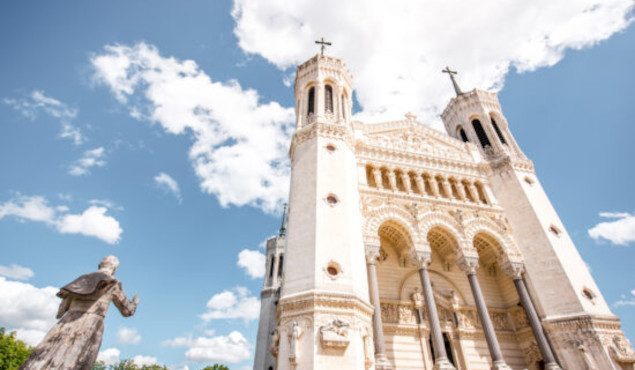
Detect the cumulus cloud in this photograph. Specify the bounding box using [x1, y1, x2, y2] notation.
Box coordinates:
[0, 264, 34, 280]
[117, 326, 141, 345]
[163, 331, 251, 363]
[614, 290, 635, 307]
[3, 90, 84, 144]
[237, 249, 266, 279]
[0, 194, 123, 244]
[97, 347, 121, 366]
[69, 147, 107, 176]
[132, 355, 158, 367]
[91, 42, 294, 213]
[0, 277, 59, 346]
[201, 287, 260, 322]
[154, 172, 182, 202]
[588, 212, 635, 246]
[232, 0, 634, 126]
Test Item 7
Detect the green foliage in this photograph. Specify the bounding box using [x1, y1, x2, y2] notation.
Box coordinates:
[0, 328, 32, 370]
[201, 365, 229, 370]
[106, 360, 168, 370]
[92, 360, 108, 370]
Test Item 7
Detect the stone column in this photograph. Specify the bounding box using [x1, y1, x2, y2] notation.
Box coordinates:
[387, 168, 397, 191]
[400, 172, 412, 193]
[460, 257, 511, 370]
[467, 182, 479, 203]
[427, 175, 439, 197]
[455, 180, 467, 200]
[366, 248, 392, 369]
[373, 168, 383, 190]
[414, 251, 456, 370]
[507, 266, 561, 370]
[414, 173, 426, 196]
[439, 177, 451, 199]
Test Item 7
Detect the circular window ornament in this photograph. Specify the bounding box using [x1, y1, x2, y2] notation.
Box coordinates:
[324, 261, 343, 280]
[582, 288, 596, 303]
[325, 143, 337, 152]
[325, 193, 339, 206]
[524, 176, 535, 185]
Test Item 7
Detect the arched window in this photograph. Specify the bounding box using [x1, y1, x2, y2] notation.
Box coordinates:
[458, 127, 469, 142]
[325, 85, 334, 113]
[307, 87, 315, 115]
[472, 119, 491, 148]
[268, 256, 275, 278]
[491, 118, 507, 144]
[341, 94, 346, 119]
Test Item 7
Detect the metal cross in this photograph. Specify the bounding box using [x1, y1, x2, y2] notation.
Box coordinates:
[315, 37, 332, 56]
[442, 66, 463, 96]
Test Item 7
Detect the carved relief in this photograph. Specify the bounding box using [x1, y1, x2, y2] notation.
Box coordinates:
[288, 321, 303, 366]
[456, 309, 478, 330]
[319, 319, 350, 349]
[490, 312, 511, 331]
[271, 328, 280, 357]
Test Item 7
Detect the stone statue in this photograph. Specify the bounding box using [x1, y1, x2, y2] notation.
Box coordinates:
[20, 256, 139, 370]
[270, 328, 280, 357]
[288, 321, 302, 366]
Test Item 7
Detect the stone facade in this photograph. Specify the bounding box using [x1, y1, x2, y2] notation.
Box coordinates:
[253, 53, 635, 370]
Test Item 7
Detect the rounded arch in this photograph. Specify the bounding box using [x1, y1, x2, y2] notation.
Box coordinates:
[463, 217, 523, 265]
[363, 203, 419, 246]
[418, 211, 466, 246]
[378, 220, 414, 256]
[398, 269, 468, 306]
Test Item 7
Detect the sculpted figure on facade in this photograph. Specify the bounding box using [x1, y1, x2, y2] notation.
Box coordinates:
[288, 321, 302, 366]
[20, 256, 138, 370]
[270, 328, 280, 357]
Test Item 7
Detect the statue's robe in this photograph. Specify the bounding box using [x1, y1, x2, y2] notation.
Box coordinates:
[20, 272, 137, 370]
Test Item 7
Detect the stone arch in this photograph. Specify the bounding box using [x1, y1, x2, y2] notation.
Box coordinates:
[398, 269, 468, 306]
[463, 216, 523, 266]
[418, 211, 467, 247]
[363, 203, 419, 246]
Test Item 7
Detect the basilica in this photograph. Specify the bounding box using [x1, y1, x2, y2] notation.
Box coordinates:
[253, 51, 635, 370]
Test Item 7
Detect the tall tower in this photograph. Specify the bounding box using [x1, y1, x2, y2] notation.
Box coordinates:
[441, 87, 622, 369]
[271, 53, 372, 370]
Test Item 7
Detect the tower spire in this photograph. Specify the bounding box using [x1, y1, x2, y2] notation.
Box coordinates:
[278, 203, 288, 237]
[442, 66, 463, 96]
[315, 37, 332, 56]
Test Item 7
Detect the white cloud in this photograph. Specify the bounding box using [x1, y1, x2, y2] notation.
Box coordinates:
[98, 347, 121, 366]
[0, 264, 34, 280]
[201, 287, 260, 322]
[154, 172, 182, 202]
[0, 194, 123, 244]
[117, 326, 141, 345]
[69, 147, 106, 176]
[232, 0, 634, 126]
[91, 42, 294, 214]
[0, 277, 59, 346]
[59, 122, 84, 145]
[132, 355, 158, 367]
[3, 90, 84, 144]
[237, 249, 266, 279]
[163, 331, 251, 363]
[614, 290, 635, 307]
[588, 212, 635, 246]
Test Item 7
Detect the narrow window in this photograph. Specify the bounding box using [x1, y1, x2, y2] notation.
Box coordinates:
[307, 87, 315, 115]
[341, 94, 346, 118]
[459, 127, 469, 142]
[444, 334, 456, 366]
[325, 85, 334, 113]
[268, 257, 275, 278]
[277, 254, 284, 277]
[549, 225, 562, 237]
[491, 118, 507, 144]
[472, 119, 491, 148]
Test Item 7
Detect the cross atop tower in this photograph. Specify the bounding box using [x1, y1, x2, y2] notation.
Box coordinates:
[315, 37, 332, 56]
[442, 66, 463, 96]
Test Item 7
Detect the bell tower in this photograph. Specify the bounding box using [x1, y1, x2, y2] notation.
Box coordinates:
[273, 48, 372, 370]
[441, 72, 621, 369]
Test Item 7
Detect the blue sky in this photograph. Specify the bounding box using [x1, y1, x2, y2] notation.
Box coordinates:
[1, 1, 634, 369]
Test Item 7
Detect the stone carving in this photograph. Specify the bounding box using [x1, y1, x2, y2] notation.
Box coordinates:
[362, 327, 373, 368]
[490, 312, 511, 331]
[288, 321, 303, 366]
[271, 328, 280, 357]
[577, 344, 599, 370]
[411, 287, 423, 308]
[511, 307, 530, 329]
[456, 310, 478, 330]
[398, 305, 417, 325]
[610, 334, 635, 362]
[381, 303, 399, 323]
[20, 256, 139, 370]
[319, 319, 350, 349]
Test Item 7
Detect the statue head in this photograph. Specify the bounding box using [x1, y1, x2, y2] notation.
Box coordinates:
[98, 255, 120, 275]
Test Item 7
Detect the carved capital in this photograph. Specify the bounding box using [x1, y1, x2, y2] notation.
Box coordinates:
[410, 249, 432, 268]
[501, 260, 525, 279]
[457, 255, 479, 274]
[365, 245, 381, 264]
